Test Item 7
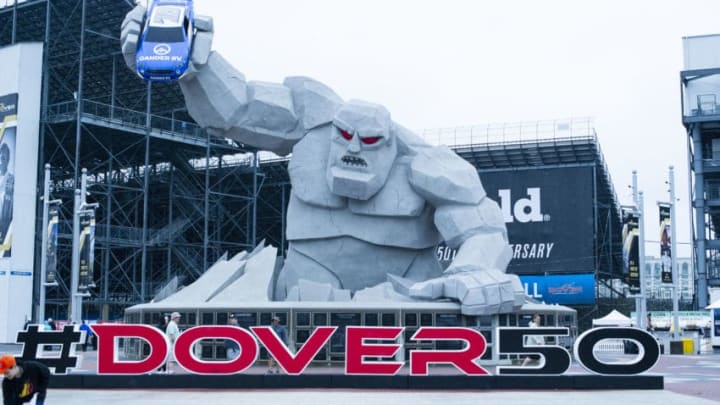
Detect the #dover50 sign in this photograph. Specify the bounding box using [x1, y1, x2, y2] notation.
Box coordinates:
[17, 325, 659, 376]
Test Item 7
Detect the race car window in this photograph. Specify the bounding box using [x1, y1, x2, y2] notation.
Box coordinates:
[150, 5, 185, 27]
[145, 27, 185, 43]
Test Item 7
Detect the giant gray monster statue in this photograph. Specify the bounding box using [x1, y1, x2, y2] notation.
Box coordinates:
[121, 6, 525, 315]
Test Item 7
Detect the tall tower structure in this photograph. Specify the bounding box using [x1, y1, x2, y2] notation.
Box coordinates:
[681, 34, 720, 308]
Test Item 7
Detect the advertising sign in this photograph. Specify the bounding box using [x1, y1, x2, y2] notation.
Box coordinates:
[78, 210, 96, 290]
[0, 93, 17, 258]
[437, 166, 595, 275]
[622, 208, 640, 294]
[519, 273, 595, 305]
[659, 204, 672, 283]
[45, 205, 59, 285]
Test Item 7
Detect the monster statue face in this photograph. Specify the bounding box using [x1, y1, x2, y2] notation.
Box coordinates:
[327, 100, 397, 200]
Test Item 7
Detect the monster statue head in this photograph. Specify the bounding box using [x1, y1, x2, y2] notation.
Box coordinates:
[327, 100, 398, 200]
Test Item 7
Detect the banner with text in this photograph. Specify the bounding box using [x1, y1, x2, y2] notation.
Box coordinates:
[659, 203, 672, 284]
[45, 205, 59, 285]
[623, 208, 640, 294]
[437, 166, 594, 275]
[519, 273, 595, 305]
[78, 210, 96, 291]
[0, 93, 17, 258]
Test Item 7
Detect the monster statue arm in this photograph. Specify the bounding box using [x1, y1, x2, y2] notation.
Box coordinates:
[405, 146, 525, 315]
[121, 6, 342, 156]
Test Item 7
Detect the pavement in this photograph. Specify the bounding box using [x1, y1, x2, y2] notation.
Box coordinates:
[1, 343, 719, 404]
[38, 389, 720, 405]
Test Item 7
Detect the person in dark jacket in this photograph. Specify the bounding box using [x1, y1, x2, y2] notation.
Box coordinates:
[267, 316, 288, 374]
[1, 354, 50, 405]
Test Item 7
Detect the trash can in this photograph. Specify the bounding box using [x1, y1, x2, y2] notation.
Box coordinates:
[669, 340, 684, 355]
[682, 338, 694, 354]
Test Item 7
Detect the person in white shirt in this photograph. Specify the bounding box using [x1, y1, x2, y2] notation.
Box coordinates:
[165, 312, 181, 373]
[522, 314, 544, 366]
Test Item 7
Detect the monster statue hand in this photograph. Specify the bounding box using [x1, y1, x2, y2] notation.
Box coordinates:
[120, 4, 214, 78]
[392, 233, 526, 315]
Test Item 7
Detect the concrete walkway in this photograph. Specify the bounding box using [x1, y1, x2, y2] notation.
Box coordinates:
[43, 389, 720, 405]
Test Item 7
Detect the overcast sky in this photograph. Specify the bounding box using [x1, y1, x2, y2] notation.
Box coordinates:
[190, 0, 720, 257]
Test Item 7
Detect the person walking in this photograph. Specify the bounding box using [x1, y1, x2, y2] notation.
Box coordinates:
[165, 312, 181, 373]
[79, 321, 94, 352]
[156, 315, 169, 373]
[522, 314, 544, 366]
[267, 316, 287, 374]
[224, 315, 241, 360]
[1, 354, 50, 405]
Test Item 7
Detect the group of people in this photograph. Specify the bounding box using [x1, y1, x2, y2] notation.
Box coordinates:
[224, 315, 288, 374]
[154, 312, 288, 374]
[21, 318, 96, 352]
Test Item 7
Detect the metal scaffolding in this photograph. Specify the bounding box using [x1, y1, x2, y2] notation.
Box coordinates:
[0, 0, 258, 320]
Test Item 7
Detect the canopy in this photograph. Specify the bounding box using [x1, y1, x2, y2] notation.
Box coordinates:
[705, 299, 720, 309]
[592, 309, 633, 327]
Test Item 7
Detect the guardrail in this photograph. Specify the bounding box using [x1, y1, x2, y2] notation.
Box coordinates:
[45, 100, 232, 149]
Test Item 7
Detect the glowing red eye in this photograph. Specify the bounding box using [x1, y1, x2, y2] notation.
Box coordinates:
[361, 136, 381, 145]
[340, 130, 353, 140]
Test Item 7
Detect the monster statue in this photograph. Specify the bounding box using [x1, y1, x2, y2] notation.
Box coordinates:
[121, 6, 526, 315]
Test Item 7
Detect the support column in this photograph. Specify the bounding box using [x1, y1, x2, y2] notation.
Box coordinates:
[692, 125, 708, 308]
[140, 82, 151, 302]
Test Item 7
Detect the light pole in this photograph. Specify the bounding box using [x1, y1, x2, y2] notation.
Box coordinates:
[669, 166, 680, 338]
[70, 168, 97, 323]
[631, 171, 647, 330]
[37, 164, 61, 324]
[638, 191, 647, 330]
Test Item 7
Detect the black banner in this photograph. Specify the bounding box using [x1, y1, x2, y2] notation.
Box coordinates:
[659, 204, 672, 284]
[78, 210, 96, 290]
[437, 166, 595, 275]
[45, 205, 59, 285]
[623, 208, 640, 294]
[0, 93, 17, 258]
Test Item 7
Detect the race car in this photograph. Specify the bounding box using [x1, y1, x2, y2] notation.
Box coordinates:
[135, 0, 194, 82]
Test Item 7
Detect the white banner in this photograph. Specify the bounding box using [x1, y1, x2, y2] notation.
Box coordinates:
[0, 43, 43, 343]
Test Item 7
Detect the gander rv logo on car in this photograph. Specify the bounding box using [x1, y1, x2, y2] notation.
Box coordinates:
[153, 43, 172, 56]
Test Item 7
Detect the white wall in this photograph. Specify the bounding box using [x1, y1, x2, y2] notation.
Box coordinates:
[0, 42, 43, 343]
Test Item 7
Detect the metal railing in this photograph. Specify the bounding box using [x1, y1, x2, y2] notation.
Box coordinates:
[45, 100, 233, 148]
[417, 117, 596, 148]
[95, 224, 143, 243]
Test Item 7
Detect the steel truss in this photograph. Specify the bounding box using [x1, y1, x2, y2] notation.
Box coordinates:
[1, 0, 258, 321]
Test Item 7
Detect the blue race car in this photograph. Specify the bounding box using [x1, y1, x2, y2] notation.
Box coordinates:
[135, 0, 194, 82]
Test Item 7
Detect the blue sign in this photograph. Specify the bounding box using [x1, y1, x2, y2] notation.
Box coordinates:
[0, 271, 5, 276]
[519, 273, 595, 305]
[10, 270, 31, 277]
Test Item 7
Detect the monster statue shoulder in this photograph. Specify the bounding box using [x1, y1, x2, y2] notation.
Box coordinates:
[408, 145, 486, 207]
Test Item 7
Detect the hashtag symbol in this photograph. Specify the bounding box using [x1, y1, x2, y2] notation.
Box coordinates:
[15, 325, 83, 374]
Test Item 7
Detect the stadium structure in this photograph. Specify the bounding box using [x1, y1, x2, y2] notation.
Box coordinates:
[0, 0, 624, 329]
[682, 34, 720, 310]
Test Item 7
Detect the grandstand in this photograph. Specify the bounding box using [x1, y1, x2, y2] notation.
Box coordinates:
[0, 0, 623, 325]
